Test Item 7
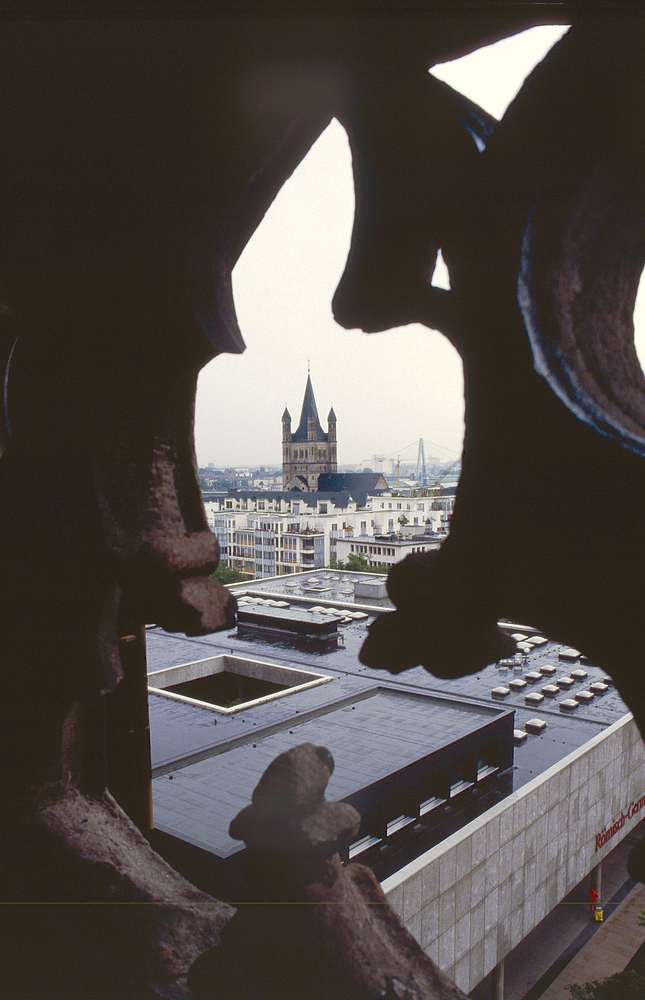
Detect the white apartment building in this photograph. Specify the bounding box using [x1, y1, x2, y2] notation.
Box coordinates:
[210, 512, 325, 578]
[205, 491, 454, 576]
[365, 494, 454, 534]
[336, 532, 442, 569]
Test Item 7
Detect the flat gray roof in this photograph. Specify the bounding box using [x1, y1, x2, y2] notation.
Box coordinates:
[146, 569, 629, 868]
[152, 687, 504, 858]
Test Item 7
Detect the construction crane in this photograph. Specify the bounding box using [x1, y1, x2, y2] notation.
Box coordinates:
[360, 440, 460, 486]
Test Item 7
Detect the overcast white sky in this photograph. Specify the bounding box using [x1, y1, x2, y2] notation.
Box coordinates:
[195, 23, 641, 470]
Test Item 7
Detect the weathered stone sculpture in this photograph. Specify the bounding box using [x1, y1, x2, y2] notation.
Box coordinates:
[0, 785, 234, 998]
[189, 743, 466, 1000]
[358, 20, 645, 751]
[2, 4, 645, 996]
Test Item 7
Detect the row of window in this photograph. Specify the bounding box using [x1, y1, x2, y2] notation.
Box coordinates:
[350, 543, 397, 557]
[287, 447, 330, 460]
[375, 501, 454, 512]
[346, 742, 500, 865]
[224, 530, 322, 551]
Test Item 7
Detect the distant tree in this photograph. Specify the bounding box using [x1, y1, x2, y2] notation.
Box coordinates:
[346, 553, 369, 572]
[211, 564, 249, 584]
[345, 553, 391, 575]
[397, 514, 409, 526]
[566, 971, 645, 999]
[369, 562, 392, 575]
[328, 554, 391, 575]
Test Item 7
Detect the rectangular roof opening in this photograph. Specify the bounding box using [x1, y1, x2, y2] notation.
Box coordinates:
[148, 654, 332, 714]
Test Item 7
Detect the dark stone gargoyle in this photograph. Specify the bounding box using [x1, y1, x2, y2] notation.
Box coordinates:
[189, 743, 467, 1000]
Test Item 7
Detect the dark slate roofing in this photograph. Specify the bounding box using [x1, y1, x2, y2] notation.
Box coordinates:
[292, 374, 327, 443]
[208, 486, 393, 509]
[318, 472, 388, 493]
[328, 405, 337, 422]
[282, 405, 291, 422]
[317, 473, 388, 507]
[213, 489, 352, 506]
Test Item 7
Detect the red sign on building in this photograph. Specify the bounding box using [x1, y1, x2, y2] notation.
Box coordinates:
[595, 794, 645, 851]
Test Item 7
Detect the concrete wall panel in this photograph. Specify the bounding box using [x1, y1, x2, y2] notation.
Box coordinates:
[382, 714, 645, 992]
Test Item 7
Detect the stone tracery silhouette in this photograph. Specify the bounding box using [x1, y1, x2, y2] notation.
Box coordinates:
[1, 6, 644, 997]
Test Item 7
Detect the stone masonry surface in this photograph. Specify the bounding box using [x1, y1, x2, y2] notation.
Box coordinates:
[381, 715, 645, 995]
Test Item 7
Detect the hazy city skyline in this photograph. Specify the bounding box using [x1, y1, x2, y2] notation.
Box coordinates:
[194, 24, 582, 469]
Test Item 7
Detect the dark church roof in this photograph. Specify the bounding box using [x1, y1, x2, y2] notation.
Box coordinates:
[286, 475, 310, 490]
[292, 375, 327, 443]
[317, 472, 389, 506]
[317, 472, 387, 491]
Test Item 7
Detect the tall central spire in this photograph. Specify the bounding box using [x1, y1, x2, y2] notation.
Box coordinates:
[293, 373, 324, 442]
[282, 371, 337, 491]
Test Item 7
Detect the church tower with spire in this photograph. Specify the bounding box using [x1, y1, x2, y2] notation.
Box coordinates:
[282, 372, 337, 490]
